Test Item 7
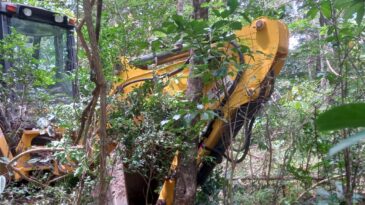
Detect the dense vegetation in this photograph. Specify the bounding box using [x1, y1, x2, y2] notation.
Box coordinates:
[0, 0, 364, 204]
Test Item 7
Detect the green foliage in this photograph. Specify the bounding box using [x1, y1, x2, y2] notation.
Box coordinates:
[1, 182, 76, 204]
[305, 0, 364, 25]
[2, 0, 364, 203]
[334, 0, 364, 25]
[316, 103, 365, 156]
[287, 164, 312, 188]
[237, 0, 286, 20]
[153, 1, 250, 111]
[108, 82, 182, 178]
[11, 0, 74, 16]
[106, 3, 254, 186]
[320, 0, 332, 19]
[195, 168, 225, 205]
[0, 32, 45, 89]
[100, 0, 177, 83]
[316, 103, 365, 131]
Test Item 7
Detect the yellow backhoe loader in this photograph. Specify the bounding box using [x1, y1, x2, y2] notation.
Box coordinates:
[0, 2, 288, 204]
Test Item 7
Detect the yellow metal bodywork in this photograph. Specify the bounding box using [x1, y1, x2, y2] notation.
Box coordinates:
[116, 17, 289, 205]
[197, 17, 289, 165]
[158, 152, 180, 204]
[0, 128, 71, 181]
[0, 128, 13, 175]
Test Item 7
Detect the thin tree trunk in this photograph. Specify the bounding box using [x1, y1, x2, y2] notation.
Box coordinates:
[192, 0, 209, 20]
[331, 9, 353, 204]
[173, 1, 209, 204]
[177, 0, 184, 15]
[81, 0, 108, 204]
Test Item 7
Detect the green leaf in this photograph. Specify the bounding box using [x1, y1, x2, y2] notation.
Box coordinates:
[343, 6, 354, 19]
[153, 30, 167, 38]
[172, 14, 185, 29]
[320, 1, 332, 19]
[212, 9, 221, 17]
[135, 41, 149, 49]
[355, 1, 364, 25]
[239, 12, 252, 23]
[334, 0, 352, 9]
[343, 0, 364, 24]
[227, 0, 239, 12]
[74, 166, 83, 177]
[229, 21, 242, 30]
[151, 40, 162, 51]
[307, 7, 319, 19]
[201, 2, 210, 8]
[161, 21, 178, 34]
[201, 112, 210, 120]
[173, 114, 181, 120]
[316, 103, 365, 131]
[220, 10, 232, 18]
[190, 20, 208, 34]
[329, 130, 365, 156]
[212, 20, 230, 29]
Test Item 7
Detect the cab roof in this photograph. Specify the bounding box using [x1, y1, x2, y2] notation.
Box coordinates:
[0, 2, 75, 29]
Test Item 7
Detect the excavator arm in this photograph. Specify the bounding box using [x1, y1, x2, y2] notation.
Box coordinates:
[115, 17, 289, 205]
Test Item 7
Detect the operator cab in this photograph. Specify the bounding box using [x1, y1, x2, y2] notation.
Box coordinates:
[0, 2, 76, 93]
[0, 2, 77, 133]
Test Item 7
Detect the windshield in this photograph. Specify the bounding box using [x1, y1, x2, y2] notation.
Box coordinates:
[0, 17, 75, 129]
[9, 18, 73, 96]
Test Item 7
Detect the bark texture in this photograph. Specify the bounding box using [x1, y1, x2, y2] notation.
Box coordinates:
[173, 1, 209, 204]
[177, 0, 185, 15]
[79, 0, 109, 204]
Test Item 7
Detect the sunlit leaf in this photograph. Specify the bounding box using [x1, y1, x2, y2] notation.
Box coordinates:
[239, 12, 252, 23]
[0, 176, 5, 194]
[220, 10, 231, 18]
[0, 157, 9, 164]
[329, 130, 365, 156]
[307, 7, 318, 19]
[320, 1, 332, 19]
[173, 114, 181, 120]
[342, 0, 364, 25]
[160, 120, 169, 126]
[334, 0, 352, 9]
[201, 112, 210, 120]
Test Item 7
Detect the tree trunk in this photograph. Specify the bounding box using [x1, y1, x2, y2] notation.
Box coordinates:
[173, 1, 209, 204]
[192, 0, 209, 20]
[80, 0, 109, 204]
[177, 0, 184, 15]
